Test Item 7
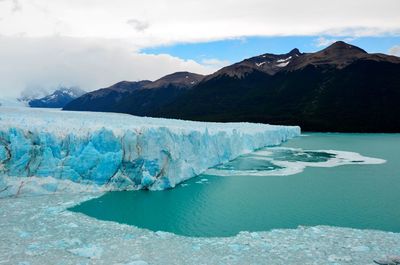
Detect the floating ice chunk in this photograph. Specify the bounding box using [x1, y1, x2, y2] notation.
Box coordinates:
[66, 222, 79, 228]
[68, 245, 103, 259]
[351, 245, 370, 252]
[155, 231, 171, 238]
[328, 254, 352, 262]
[374, 256, 400, 265]
[121, 261, 149, 265]
[19, 231, 31, 238]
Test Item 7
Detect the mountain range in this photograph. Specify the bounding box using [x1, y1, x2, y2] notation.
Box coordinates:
[25, 87, 85, 108]
[63, 41, 400, 132]
[63, 72, 203, 115]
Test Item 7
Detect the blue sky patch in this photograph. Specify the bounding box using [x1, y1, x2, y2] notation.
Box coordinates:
[142, 36, 400, 65]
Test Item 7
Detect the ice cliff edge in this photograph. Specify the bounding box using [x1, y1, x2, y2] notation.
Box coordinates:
[0, 107, 300, 195]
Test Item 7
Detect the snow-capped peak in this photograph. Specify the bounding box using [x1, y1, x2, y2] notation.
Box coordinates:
[25, 86, 86, 108]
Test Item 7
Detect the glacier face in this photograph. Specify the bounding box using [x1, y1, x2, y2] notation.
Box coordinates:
[0, 107, 300, 193]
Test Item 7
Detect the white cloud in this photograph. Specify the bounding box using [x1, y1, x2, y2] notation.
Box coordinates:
[0, 36, 217, 98]
[126, 19, 149, 32]
[0, 0, 21, 13]
[0, 0, 399, 47]
[314, 36, 356, 47]
[388, 45, 400, 56]
[314, 37, 337, 47]
[11, 0, 21, 12]
[201, 58, 231, 69]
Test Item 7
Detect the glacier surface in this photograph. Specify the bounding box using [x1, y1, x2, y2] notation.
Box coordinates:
[0, 107, 300, 193]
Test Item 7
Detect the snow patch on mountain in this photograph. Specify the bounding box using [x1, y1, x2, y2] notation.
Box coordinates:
[276, 56, 292, 63]
[276, 61, 290, 67]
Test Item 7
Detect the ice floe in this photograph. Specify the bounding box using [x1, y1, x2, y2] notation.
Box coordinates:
[205, 147, 386, 177]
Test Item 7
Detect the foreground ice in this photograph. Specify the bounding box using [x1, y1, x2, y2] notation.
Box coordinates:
[0, 107, 300, 194]
[0, 193, 399, 265]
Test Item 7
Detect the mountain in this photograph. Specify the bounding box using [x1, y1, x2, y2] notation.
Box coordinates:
[63, 80, 151, 112]
[63, 72, 204, 115]
[28, 87, 86, 108]
[154, 41, 400, 132]
[204, 48, 302, 79]
[64, 42, 400, 132]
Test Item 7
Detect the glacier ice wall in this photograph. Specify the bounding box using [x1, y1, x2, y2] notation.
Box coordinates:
[0, 107, 300, 192]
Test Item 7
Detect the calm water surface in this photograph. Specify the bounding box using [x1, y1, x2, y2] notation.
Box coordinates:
[71, 133, 400, 237]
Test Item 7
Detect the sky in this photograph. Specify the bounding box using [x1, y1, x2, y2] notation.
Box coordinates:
[0, 0, 399, 97]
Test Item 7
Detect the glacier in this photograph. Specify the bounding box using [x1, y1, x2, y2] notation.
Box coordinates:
[0, 107, 300, 194]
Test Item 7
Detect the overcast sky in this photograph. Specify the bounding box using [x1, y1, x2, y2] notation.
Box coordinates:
[0, 0, 399, 97]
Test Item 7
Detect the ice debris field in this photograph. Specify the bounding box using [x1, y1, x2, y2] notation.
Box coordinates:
[0, 107, 299, 195]
[1, 194, 400, 265]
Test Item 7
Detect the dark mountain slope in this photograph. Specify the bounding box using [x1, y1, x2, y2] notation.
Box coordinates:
[63, 72, 204, 114]
[156, 43, 400, 132]
[63, 80, 151, 112]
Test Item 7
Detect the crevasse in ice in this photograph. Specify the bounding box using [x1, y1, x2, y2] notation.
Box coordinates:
[0, 107, 300, 191]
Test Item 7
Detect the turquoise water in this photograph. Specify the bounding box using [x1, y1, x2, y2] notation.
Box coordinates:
[71, 133, 400, 237]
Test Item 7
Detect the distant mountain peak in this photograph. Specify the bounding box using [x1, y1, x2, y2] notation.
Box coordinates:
[56, 86, 85, 97]
[27, 86, 86, 108]
[207, 48, 304, 79]
[288, 48, 301, 56]
[144, 71, 204, 89]
[110, 80, 152, 91]
[323, 41, 367, 54]
[283, 41, 395, 70]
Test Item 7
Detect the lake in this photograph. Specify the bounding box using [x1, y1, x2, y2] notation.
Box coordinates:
[71, 133, 400, 237]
